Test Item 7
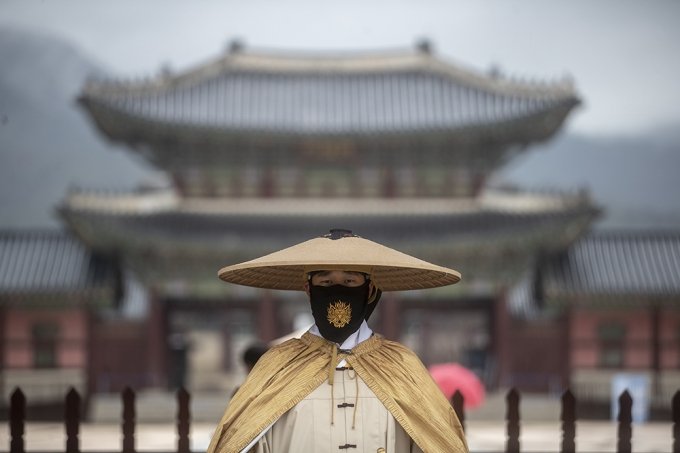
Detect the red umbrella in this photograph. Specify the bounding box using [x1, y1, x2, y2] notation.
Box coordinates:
[428, 363, 486, 409]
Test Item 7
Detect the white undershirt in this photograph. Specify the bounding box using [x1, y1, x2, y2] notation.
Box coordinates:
[240, 322, 373, 453]
[308, 320, 373, 366]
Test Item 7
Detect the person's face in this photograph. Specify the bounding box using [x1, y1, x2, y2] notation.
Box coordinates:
[304, 270, 368, 294]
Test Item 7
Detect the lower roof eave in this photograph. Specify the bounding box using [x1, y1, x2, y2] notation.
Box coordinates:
[81, 96, 577, 151]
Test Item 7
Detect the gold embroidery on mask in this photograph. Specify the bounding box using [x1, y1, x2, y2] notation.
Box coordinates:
[327, 300, 352, 328]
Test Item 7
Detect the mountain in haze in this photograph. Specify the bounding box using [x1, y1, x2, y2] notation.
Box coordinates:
[0, 26, 157, 229]
[1, 26, 679, 231]
[495, 129, 680, 230]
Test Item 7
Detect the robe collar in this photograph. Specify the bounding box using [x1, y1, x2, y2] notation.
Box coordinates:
[308, 320, 373, 350]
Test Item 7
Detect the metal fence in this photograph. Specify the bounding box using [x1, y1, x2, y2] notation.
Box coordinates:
[7, 387, 680, 453]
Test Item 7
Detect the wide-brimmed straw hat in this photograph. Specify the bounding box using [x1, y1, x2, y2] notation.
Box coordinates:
[218, 229, 461, 291]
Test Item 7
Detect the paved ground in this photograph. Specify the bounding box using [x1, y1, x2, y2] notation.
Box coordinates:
[1, 420, 675, 452]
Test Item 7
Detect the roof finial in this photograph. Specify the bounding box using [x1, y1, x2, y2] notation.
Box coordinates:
[415, 38, 433, 55]
[159, 62, 172, 79]
[488, 64, 502, 79]
[227, 38, 245, 54]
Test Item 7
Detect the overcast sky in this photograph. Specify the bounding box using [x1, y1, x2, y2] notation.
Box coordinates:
[1, 0, 680, 137]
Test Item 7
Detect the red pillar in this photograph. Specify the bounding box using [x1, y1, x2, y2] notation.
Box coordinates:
[0, 305, 5, 395]
[261, 168, 275, 198]
[257, 291, 277, 342]
[380, 294, 401, 341]
[562, 306, 573, 390]
[383, 167, 397, 198]
[85, 309, 95, 408]
[493, 289, 511, 388]
[421, 312, 433, 366]
[652, 304, 661, 398]
[147, 290, 168, 389]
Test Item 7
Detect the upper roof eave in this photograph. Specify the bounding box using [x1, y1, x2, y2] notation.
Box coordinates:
[78, 92, 579, 143]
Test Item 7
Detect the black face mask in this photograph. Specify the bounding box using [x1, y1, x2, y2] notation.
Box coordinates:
[309, 281, 370, 344]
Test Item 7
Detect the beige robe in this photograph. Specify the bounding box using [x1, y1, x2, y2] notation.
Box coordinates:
[250, 367, 423, 452]
[208, 333, 467, 453]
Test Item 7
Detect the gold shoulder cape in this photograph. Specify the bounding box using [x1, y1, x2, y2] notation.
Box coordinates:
[207, 332, 468, 453]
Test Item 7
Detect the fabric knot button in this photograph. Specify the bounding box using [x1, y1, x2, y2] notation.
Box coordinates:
[337, 402, 355, 408]
[338, 444, 357, 449]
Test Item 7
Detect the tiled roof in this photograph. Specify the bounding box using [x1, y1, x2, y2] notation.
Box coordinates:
[544, 231, 680, 299]
[0, 230, 117, 299]
[80, 49, 579, 136]
[58, 190, 599, 277]
[507, 232, 680, 317]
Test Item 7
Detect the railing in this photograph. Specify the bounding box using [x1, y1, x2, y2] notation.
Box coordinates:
[6, 387, 680, 453]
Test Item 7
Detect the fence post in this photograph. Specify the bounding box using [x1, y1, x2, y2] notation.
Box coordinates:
[617, 390, 632, 453]
[122, 387, 136, 453]
[672, 390, 680, 453]
[451, 390, 466, 432]
[10, 388, 25, 453]
[65, 388, 81, 453]
[561, 389, 576, 453]
[506, 388, 520, 453]
[177, 388, 190, 453]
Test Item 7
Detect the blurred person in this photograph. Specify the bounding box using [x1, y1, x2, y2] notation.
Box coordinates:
[242, 343, 270, 373]
[231, 342, 270, 398]
[208, 229, 468, 453]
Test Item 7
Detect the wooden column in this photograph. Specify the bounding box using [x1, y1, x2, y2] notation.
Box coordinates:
[562, 306, 573, 390]
[257, 291, 277, 342]
[172, 174, 187, 197]
[493, 289, 511, 388]
[260, 167, 275, 198]
[652, 303, 661, 399]
[230, 169, 244, 198]
[0, 306, 5, 396]
[383, 167, 397, 198]
[147, 290, 168, 388]
[349, 161, 362, 198]
[421, 312, 433, 365]
[84, 309, 95, 409]
[380, 294, 400, 341]
[295, 166, 307, 197]
[221, 316, 233, 372]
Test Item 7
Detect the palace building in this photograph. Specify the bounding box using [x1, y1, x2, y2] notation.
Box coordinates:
[59, 40, 596, 393]
[4, 41, 676, 419]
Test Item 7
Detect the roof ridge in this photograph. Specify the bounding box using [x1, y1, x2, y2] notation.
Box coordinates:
[81, 43, 578, 101]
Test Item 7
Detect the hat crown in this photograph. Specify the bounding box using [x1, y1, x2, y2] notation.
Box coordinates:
[325, 229, 356, 240]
